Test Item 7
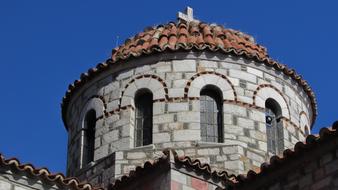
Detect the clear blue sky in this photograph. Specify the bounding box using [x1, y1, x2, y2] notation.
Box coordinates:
[0, 0, 337, 174]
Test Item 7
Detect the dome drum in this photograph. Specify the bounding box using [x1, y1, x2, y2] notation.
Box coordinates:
[64, 51, 314, 178]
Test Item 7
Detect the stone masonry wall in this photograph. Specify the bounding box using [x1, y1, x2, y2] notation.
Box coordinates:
[65, 52, 314, 178]
[76, 152, 116, 189]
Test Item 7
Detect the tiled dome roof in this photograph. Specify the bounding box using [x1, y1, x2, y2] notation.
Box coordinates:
[111, 21, 268, 62]
[61, 20, 317, 129]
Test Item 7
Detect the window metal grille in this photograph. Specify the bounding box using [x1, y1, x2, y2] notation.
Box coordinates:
[200, 88, 223, 143]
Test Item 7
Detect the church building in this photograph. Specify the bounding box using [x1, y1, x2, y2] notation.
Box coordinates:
[1, 7, 338, 190]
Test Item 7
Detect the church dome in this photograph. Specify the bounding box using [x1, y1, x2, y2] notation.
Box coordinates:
[61, 15, 317, 130]
[63, 8, 319, 182]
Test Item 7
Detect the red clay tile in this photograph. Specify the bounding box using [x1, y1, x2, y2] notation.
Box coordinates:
[159, 36, 168, 47]
[178, 34, 187, 44]
[169, 35, 177, 49]
[196, 34, 204, 45]
[188, 35, 197, 44]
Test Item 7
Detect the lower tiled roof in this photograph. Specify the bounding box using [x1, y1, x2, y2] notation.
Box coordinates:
[235, 121, 338, 187]
[173, 150, 238, 185]
[108, 122, 338, 190]
[109, 149, 236, 190]
[0, 154, 102, 190]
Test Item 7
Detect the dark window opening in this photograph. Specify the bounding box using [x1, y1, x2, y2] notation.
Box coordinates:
[84, 109, 96, 164]
[305, 125, 310, 136]
[135, 89, 153, 147]
[200, 85, 223, 143]
[265, 98, 284, 155]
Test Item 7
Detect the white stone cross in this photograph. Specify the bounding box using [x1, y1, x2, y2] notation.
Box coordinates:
[177, 7, 199, 22]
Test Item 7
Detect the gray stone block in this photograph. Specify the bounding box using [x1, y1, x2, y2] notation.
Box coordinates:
[116, 70, 134, 80]
[247, 67, 263, 78]
[173, 79, 188, 88]
[102, 130, 119, 144]
[224, 160, 244, 171]
[173, 130, 200, 141]
[246, 151, 265, 163]
[168, 88, 184, 98]
[177, 112, 199, 123]
[229, 69, 257, 83]
[153, 133, 171, 143]
[223, 104, 247, 117]
[135, 65, 151, 74]
[172, 60, 196, 72]
[197, 148, 220, 155]
[168, 102, 189, 112]
[126, 152, 146, 159]
[199, 60, 218, 68]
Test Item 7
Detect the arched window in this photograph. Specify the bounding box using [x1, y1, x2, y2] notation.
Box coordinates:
[83, 109, 96, 164]
[135, 89, 153, 147]
[200, 85, 223, 143]
[265, 98, 284, 155]
[305, 125, 310, 136]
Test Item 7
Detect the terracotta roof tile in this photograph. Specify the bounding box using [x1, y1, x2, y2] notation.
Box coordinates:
[61, 20, 318, 130]
[0, 154, 102, 190]
[173, 151, 237, 187]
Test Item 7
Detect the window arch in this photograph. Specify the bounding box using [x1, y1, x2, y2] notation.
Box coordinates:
[200, 85, 223, 143]
[135, 89, 153, 147]
[83, 109, 96, 164]
[265, 98, 284, 155]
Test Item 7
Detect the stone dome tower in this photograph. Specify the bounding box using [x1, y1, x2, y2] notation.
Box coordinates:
[61, 7, 317, 188]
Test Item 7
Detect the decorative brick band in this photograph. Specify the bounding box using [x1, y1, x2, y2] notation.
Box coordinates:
[152, 97, 200, 103]
[96, 97, 305, 135]
[97, 105, 135, 121]
[119, 74, 169, 107]
[93, 74, 307, 134]
[184, 71, 237, 101]
[224, 99, 265, 111]
[253, 84, 292, 120]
